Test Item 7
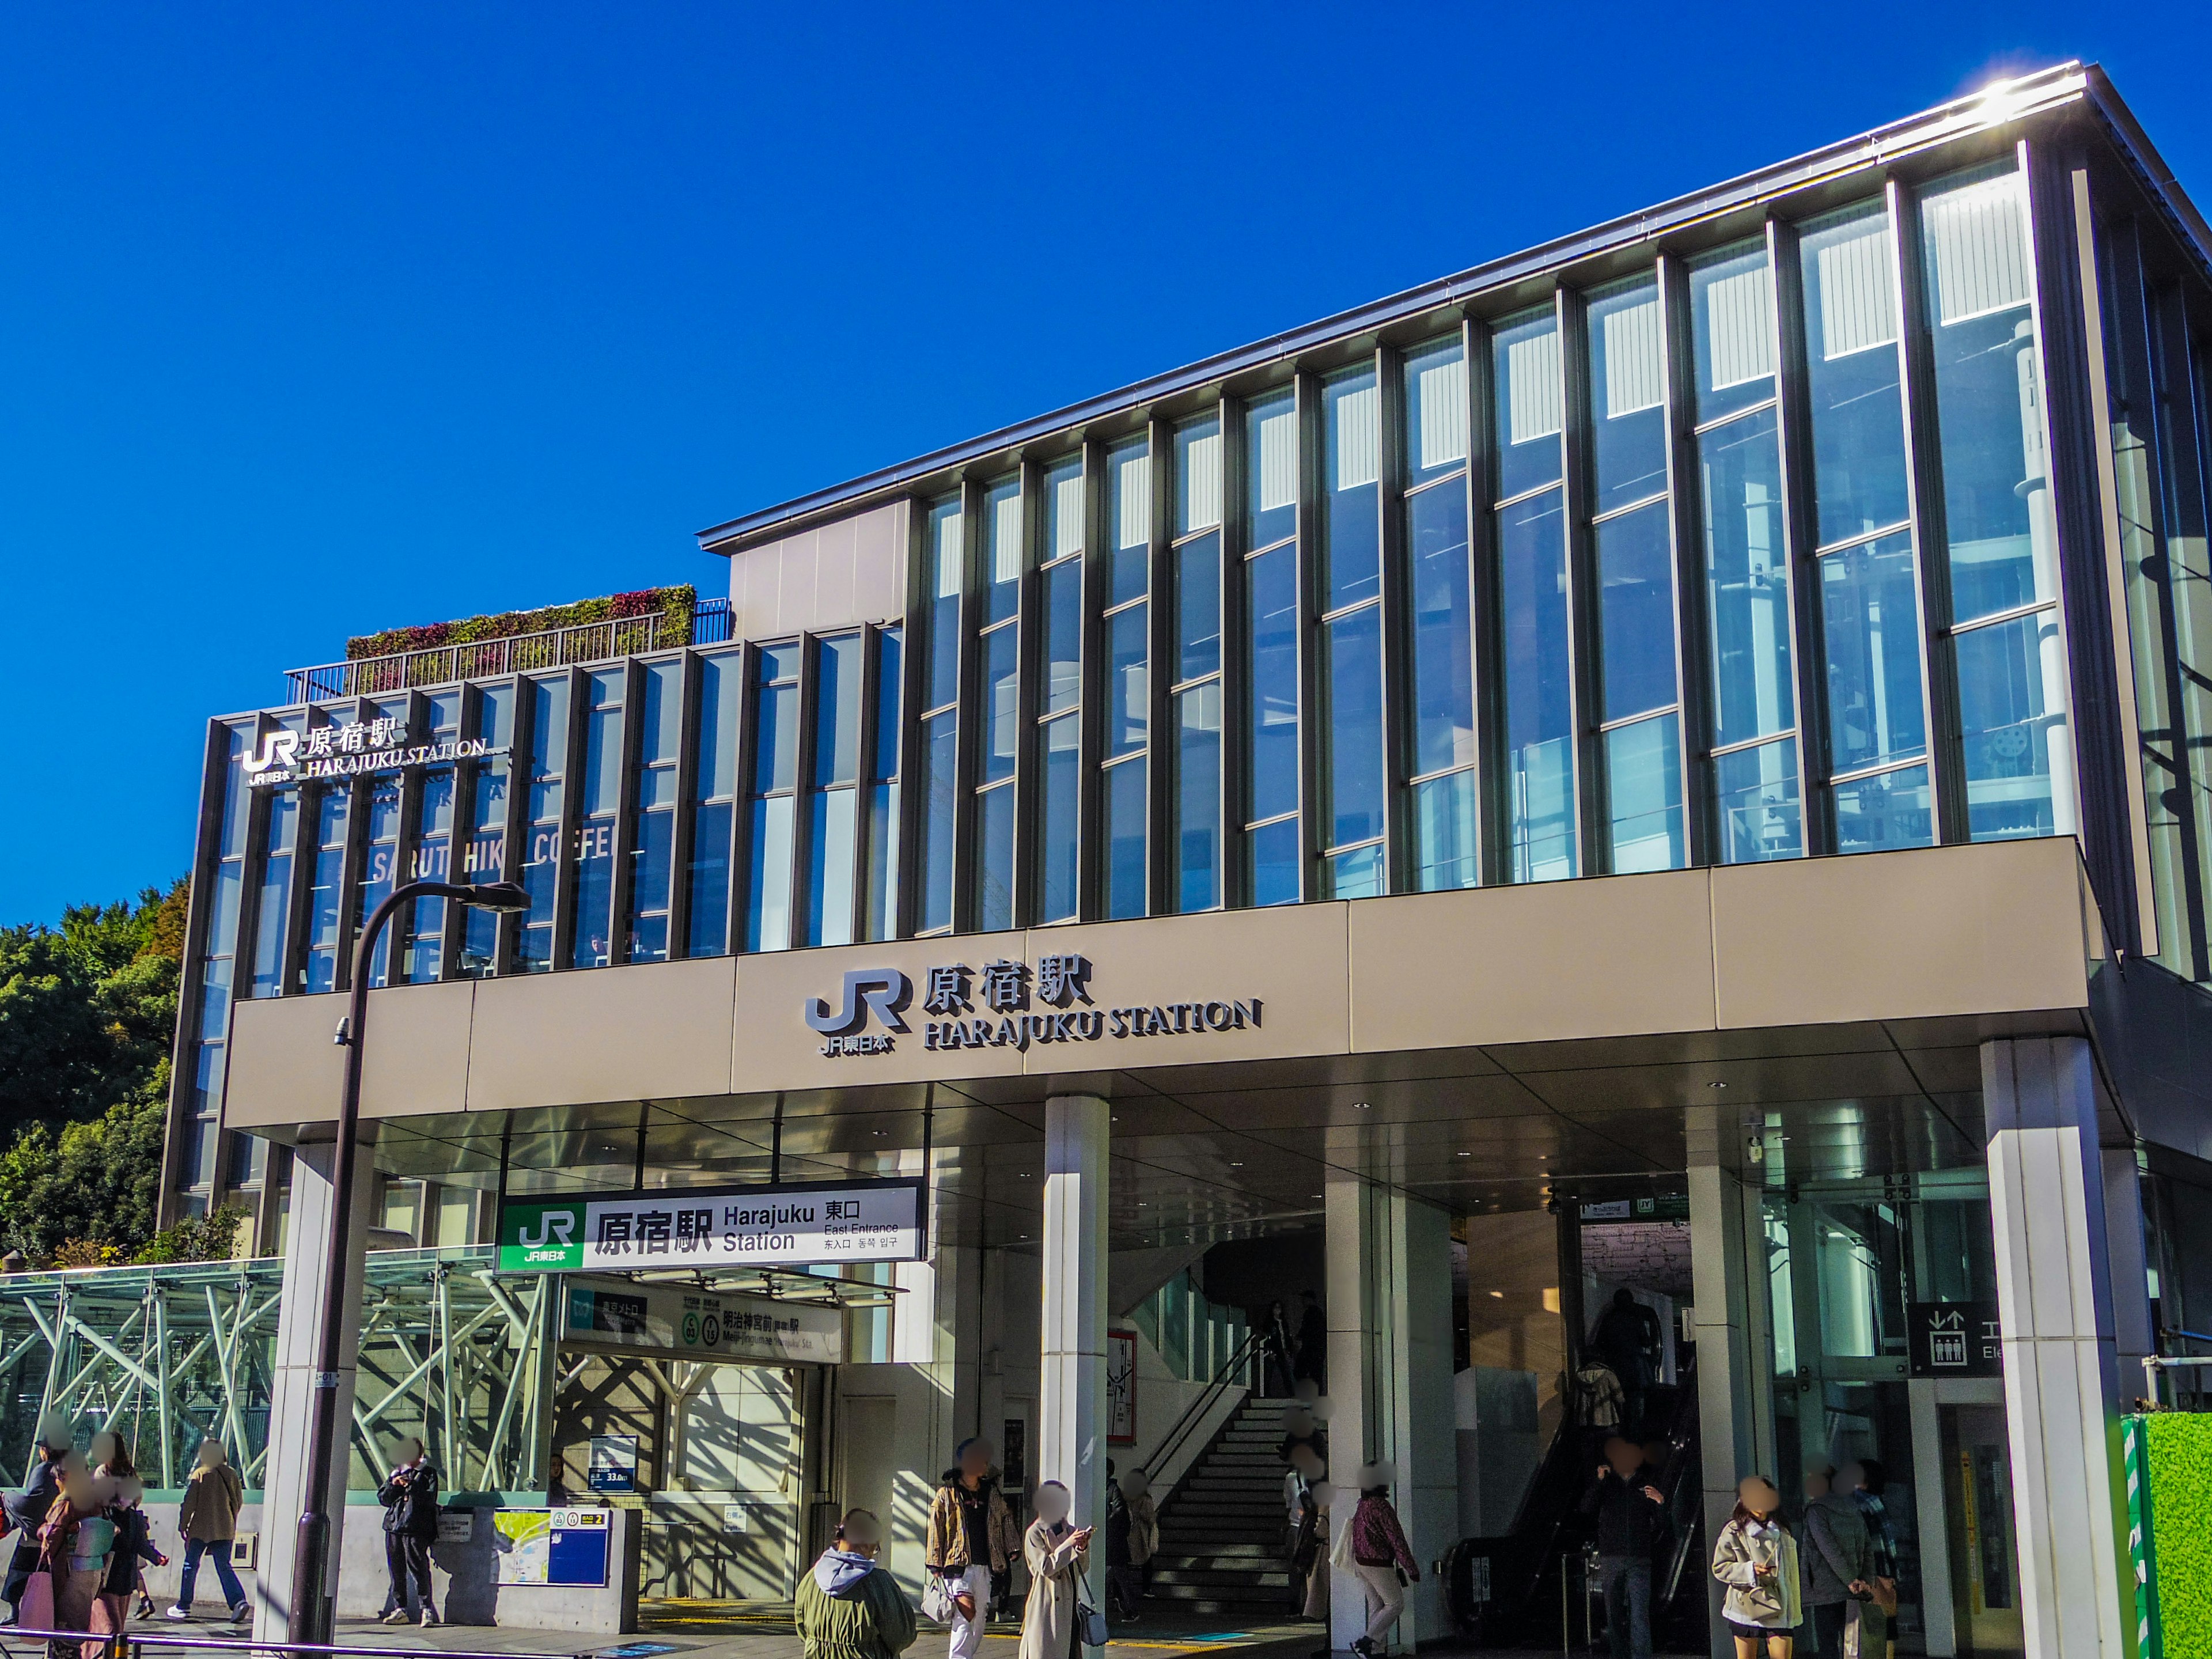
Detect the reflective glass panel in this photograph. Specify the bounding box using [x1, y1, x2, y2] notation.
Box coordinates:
[1690, 240, 1777, 425]
[1820, 531, 1926, 775]
[745, 795, 795, 952]
[1105, 758, 1146, 920]
[1108, 605, 1148, 757]
[1321, 605, 1384, 851]
[927, 497, 963, 710]
[1323, 363, 1381, 611]
[1715, 737, 1803, 863]
[1247, 816, 1300, 907]
[814, 634, 863, 786]
[1108, 437, 1151, 607]
[863, 781, 899, 942]
[1700, 406, 1796, 747]
[1247, 389, 1298, 550]
[1403, 334, 1469, 492]
[252, 793, 296, 998]
[630, 808, 673, 961]
[1589, 275, 1668, 512]
[698, 652, 743, 798]
[1040, 714, 1080, 924]
[983, 475, 1022, 626]
[1043, 558, 1082, 715]
[1042, 454, 1084, 565]
[1956, 610, 2064, 840]
[1605, 713, 1684, 872]
[1248, 546, 1299, 824]
[919, 711, 957, 932]
[806, 789, 857, 948]
[755, 652, 800, 793]
[1833, 764, 1932, 853]
[975, 785, 1016, 932]
[1501, 489, 1575, 881]
[1177, 413, 1223, 537]
[1801, 200, 1909, 546]
[1921, 163, 2057, 624]
[304, 786, 348, 993]
[1494, 308, 1563, 501]
[1176, 683, 1222, 912]
[982, 623, 1018, 785]
[1177, 531, 1221, 685]
[1596, 499, 1676, 722]
[1407, 479, 1474, 775]
[1327, 843, 1384, 900]
[688, 797, 734, 958]
[1412, 770, 1478, 891]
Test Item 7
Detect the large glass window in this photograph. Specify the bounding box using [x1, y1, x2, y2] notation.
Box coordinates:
[1173, 413, 1224, 911]
[1921, 161, 2073, 840]
[1403, 334, 1477, 890]
[570, 669, 623, 968]
[1691, 240, 1800, 862]
[1589, 275, 1669, 514]
[802, 634, 863, 947]
[1105, 436, 1151, 918]
[1497, 304, 1576, 882]
[1322, 363, 1385, 897]
[688, 650, 741, 957]
[302, 764, 350, 993]
[355, 699, 408, 988]
[864, 628, 903, 941]
[627, 661, 681, 961]
[458, 683, 513, 976]
[919, 496, 963, 933]
[975, 476, 1022, 932]
[518, 675, 569, 972]
[746, 645, 801, 952]
[1037, 455, 1084, 924]
[1244, 388, 1301, 906]
[184, 721, 253, 1191]
[401, 691, 460, 982]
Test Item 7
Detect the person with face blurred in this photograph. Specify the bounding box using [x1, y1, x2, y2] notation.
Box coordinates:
[1119, 1468, 1157, 1594]
[1711, 1477, 1801, 1658]
[1338, 1462, 1417, 1658]
[1581, 1437, 1667, 1659]
[3, 1418, 73, 1626]
[925, 1439, 1016, 1659]
[1286, 1449, 1326, 1621]
[101, 1476, 163, 1623]
[1842, 1461, 1898, 1659]
[39, 1457, 109, 1659]
[797, 1509, 916, 1659]
[167, 1441, 247, 1624]
[1017, 1482, 1090, 1659]
[1798, 1467, 1870, 1659]
[377, 1436, 441, 1627]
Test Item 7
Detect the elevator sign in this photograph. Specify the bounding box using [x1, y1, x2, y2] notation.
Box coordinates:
[498, 1177, 926, 1272]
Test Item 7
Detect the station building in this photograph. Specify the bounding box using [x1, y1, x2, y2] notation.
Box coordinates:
[141, 60, 2212, 1659]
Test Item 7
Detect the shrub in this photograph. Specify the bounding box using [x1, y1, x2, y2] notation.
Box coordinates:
[134, 1203, 251, 1265]
[346, 585, 698, 662]
[2143, 1411, 2212, 1655]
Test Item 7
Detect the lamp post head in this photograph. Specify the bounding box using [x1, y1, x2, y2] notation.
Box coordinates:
[461, 881, 531, 913]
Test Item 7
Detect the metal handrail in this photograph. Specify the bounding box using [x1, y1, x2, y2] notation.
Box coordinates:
[1141, 1327, 1262, 1485]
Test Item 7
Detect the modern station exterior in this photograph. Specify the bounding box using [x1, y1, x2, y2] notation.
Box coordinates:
[155, 62, 2212, 1659]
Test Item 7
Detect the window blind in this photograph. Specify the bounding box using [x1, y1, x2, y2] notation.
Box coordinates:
[1117, 452, 1151, 550]
[1335, 382, 1380, 491]
[1053, 471, 1084, 560]
[1602, 298, 1665, 419]
[1507, 328, 1563, 446]
[1416, 352, 1469, 471]
[1257, 402, 1298, 514]
[1706, 266, 1775, 391]
[1816, 222, 1898, 360]
[935, 510, 963, 600]
[1924, 173, 2031, 326]
[992, 493, 1022, 585]
[1181, 429, 1224, 533]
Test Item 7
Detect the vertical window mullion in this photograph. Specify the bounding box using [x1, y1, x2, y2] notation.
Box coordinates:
[1013, 460, 1044, 926]
[609, 660, 646, 964]
[388, 691, 428, 977]
[667, 653, 702, 959]
[1467, 316, 1505, 885]
[790, 634, 824, 945]
[2149, 277, 2212, 979]
[1222, 399, 1252, 907]
[550, 665, 588, 969]
[1078, 441, 1108, 921]
[1377, 345, 1413, 891]
[495, 681, 532, 975]
[853, 623, 884, 945]
[444, 684, 480, 980]
[1658, 255, 1713, 866]
[1558, 284, 1605, 874]
[1768, 216, 1830, 856]
[1147, 416, 1174, 916]
[952, 479, 984, 931]
[898, 499, 931, 938]
[1295, 370, 1322, 901]
[333, 700, 370, 991]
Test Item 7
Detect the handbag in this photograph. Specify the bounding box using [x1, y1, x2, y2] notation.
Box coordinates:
[920, 1573, 958, 1625]
[1076, 1580, 1108, 1649]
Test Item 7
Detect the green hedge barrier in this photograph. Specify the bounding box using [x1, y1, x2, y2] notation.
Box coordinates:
[2126, 1411, 2212, 1657]
[346, 584, 696, 661]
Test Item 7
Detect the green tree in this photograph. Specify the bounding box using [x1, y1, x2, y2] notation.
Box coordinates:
[0, 880, 187, 1261]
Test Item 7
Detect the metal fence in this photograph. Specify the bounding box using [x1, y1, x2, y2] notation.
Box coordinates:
[284, 599, 734, 706]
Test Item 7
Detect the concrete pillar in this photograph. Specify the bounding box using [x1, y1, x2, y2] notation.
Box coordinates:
[252, 1137, 374, 1642]
[1324, 1176, 1452, 1654]
[1685, 1105, 1775, 1659]
[2101, 1147, 2154, 1408]
[1040, 1094, 1109, 1653]
[1982, 1036, 2133, 1658]
[885, 1146, 984, 1581]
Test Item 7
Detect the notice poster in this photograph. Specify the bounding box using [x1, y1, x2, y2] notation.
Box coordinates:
[1107, 1330, 1137, 1444]
[494, 1508, 612, 1587]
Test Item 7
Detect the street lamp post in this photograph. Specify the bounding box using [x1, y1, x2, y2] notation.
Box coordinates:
[288, 878, 529, 1649]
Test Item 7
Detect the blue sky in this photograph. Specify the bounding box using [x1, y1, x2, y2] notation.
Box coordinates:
[3, 1, 2207, 925]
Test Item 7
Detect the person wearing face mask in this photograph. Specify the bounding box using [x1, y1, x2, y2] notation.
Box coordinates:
[798, 1509, 916, 1659]
[166, 1441, 247, 1624]
[1711, 1477, 1801, 1658]
[1017, 1482, 1091, 1659]
[925, 1438, 1017, 1659]
[377, 1437, 442, 1627]
[1581, 1437, 1668, 1659]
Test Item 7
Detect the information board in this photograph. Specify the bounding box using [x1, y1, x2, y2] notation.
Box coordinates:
[499, 1179, 925, 1272]
[563, 1279, 844, 1364]
[494, 1508, 612, 1587]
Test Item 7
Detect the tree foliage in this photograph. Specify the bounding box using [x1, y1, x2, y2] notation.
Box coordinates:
[0, 880, 187, 1262]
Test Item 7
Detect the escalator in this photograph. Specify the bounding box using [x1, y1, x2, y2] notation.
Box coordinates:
[1442, 1358, 1707, 1650]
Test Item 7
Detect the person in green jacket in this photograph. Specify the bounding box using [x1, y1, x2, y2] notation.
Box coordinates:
[797, 1509, 916, 1659]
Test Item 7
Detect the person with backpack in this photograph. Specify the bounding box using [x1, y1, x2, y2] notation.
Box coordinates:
[797, 1509, 916, 1659]
[376, 1437, 441, 1627]
[165, 1441, 247, 1624]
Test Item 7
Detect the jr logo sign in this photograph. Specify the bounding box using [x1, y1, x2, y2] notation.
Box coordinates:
[805, 969, 912, 1056]
[501, 1201, 585, 1271]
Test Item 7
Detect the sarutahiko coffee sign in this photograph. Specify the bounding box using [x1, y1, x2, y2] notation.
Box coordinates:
[803, 952, 1263, 1060]
[241, 715, 506, 790]
[499, 1177, 926, 1272]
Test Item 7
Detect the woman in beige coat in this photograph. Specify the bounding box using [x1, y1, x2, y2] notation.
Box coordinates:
[1017, 1482, 1091, 1659]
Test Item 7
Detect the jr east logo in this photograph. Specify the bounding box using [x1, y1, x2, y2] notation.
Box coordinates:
[502, 1203, 584, 1269]
[805, 970, 912, 1057]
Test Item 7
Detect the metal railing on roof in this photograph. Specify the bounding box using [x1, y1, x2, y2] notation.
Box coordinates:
[284, 598, 734, 706]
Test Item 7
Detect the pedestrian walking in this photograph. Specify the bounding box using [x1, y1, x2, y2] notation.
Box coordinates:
[1798, 1467, 1870, 1659]
[376, 1437, 441, 1626]
[40, 1461, 111, 1659]
[165, 1440, 248, 1624]
[3, 1418, 72, 1624]
[1103, 1465, 1134, 1622]
[1590, 1290, 1662, 1437]
[925, 1438, 1017, 1659]
[1332, 1461, 1418, 1658]
[1118, 1468, 1157, 1594]
[1843, 1461, 1898, 1659]
[1582, 1437, 1667, 1659]
[1298, 1482, 1330, 1627]
[1260, 1301, 1298, 1397]
[1711, 1477, 1801, 1658]
[102, 1478, 163, 1624]
[797, 1509, 916, 1659]
[1017, 1482, 1091, 1659]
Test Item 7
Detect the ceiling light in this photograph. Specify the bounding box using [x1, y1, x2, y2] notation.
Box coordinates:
[1353, 1101, 1372, 1111]
[1457, 1152, 1471, 1158]
[1708, 1082, 1729, 1090]
[1230, 1161, 1244, 1168]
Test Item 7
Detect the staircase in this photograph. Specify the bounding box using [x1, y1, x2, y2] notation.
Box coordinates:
[1146, 1395, 1301, 1618]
